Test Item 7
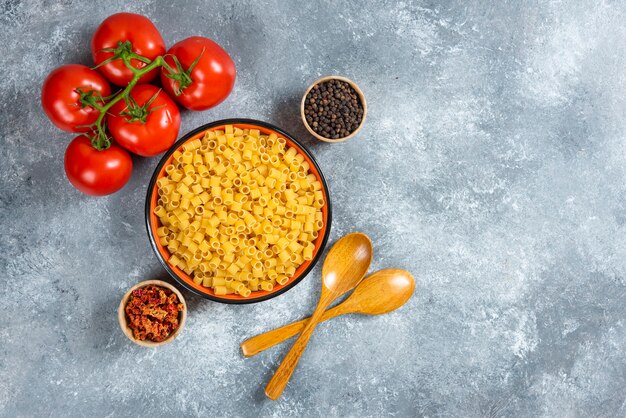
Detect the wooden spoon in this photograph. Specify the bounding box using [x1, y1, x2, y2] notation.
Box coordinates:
[242, 269, 414, 357]
[264, 232, 373, 400]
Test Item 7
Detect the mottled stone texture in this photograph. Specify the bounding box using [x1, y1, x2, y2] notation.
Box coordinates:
[1, 0, 625, 417]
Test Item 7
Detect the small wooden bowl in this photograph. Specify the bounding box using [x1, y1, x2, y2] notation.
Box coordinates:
[300, 76, 367, 143]
[118, 280, 187, 348]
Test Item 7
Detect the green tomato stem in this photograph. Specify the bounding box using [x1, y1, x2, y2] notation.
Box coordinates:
[91, 56, 165, 150]
[83, 42, 201, 151]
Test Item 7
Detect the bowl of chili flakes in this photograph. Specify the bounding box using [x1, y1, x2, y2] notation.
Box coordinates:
[118, 280, 187, 347]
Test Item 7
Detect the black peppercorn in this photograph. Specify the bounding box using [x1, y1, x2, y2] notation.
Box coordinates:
[304, 79, 364, 140]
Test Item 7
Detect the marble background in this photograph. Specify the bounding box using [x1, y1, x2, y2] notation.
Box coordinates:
[1, 0, 625, 416]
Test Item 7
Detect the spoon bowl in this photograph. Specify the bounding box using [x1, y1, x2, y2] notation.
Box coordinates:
[341, 268, 415, 315]
[321, 232, 373, 295]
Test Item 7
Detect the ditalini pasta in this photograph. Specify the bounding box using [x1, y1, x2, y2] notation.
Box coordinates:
[154, 125, 325, 297]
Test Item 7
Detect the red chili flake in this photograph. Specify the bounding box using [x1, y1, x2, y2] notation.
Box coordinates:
[125, 285, 183, 343]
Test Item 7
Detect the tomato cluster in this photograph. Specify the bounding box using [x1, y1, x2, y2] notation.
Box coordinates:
[41, 13, 236, 196]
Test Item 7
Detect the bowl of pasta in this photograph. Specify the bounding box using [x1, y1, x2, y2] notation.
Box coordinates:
[145, 119, 332, 303]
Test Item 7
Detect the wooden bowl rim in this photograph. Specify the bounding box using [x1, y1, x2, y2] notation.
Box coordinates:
[300, 75, 367, 143]
[118, 279, 188, 348]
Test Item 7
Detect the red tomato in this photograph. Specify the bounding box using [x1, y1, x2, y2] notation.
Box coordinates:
[107, 85, 181, 157]
[64, 135, 133, 196]
[41, 64, 111, 133]
[160, 36, 236, 111]
[91, 13, 166, 86]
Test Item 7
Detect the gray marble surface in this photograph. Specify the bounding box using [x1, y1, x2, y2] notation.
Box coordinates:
[1, 0, 625, 417]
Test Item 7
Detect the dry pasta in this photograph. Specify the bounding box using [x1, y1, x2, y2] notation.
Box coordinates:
[154, 125, 325, 297]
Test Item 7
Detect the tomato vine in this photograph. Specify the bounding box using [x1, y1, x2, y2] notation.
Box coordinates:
[78, 42, 200, 151]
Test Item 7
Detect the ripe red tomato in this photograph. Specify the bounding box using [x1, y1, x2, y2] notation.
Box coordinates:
[161, 36, 236, 111]
[41, 64, 111, 133]
[107, 85, 181, 157]
[91, 13, 166, 86]
[64, 135, 133, 196]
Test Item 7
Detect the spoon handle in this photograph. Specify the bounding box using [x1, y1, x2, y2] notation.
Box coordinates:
[241, 304, 347, 357]
[265, 293, 334, 400]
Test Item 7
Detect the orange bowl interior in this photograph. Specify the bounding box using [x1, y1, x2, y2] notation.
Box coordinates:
[148, 122, 330, 301]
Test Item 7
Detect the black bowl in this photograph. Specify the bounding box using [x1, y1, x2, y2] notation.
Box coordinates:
[145, 119, 332, 304]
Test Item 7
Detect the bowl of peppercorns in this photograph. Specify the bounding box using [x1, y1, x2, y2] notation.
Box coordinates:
[301, 76, 367, 143]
